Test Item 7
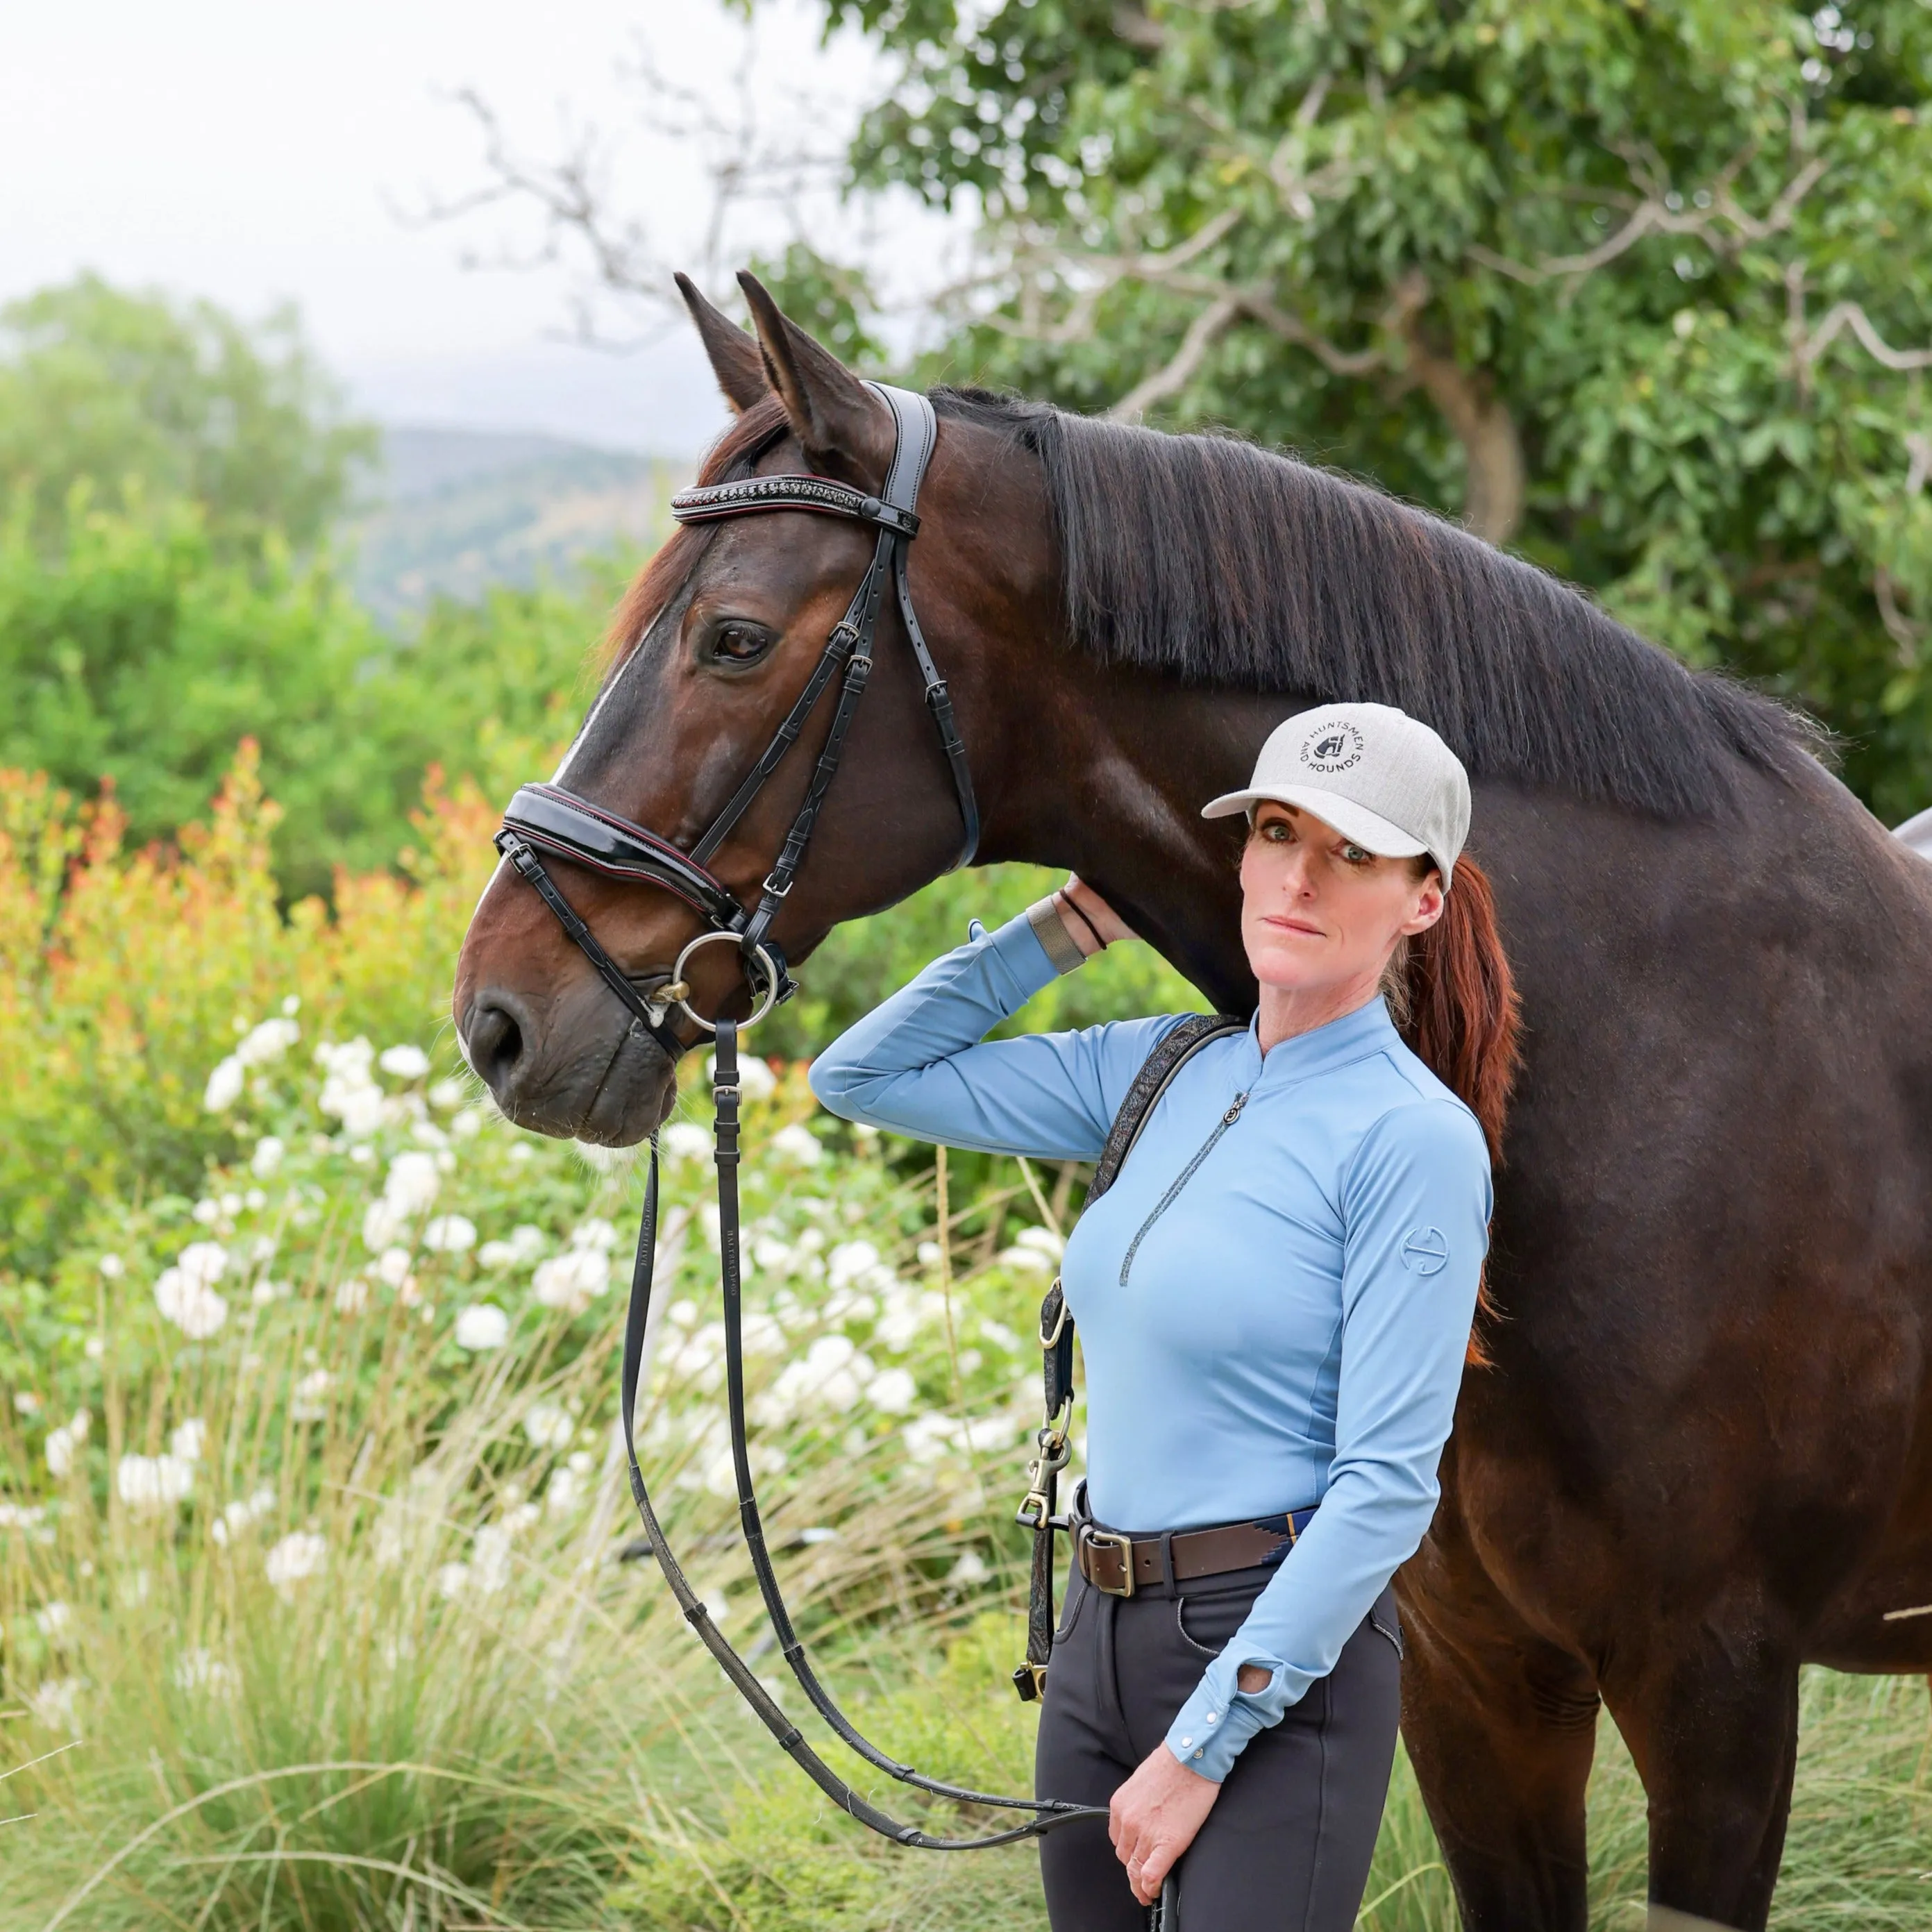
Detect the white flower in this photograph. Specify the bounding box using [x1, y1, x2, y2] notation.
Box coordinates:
[28, 1677, 81, 1735]
[333, 1275, 370, 1314]
[251, 1136, 285, 1177]
[290, 1370, 334, 1421]
[118, 1452, 195, 1511]
[478, 1224, 546, 1270]
[178, 1241, 228, 1288]
[752, 1234, 796, 1277]
[211, 1486, 276, 1547]
[203, 1055, 245, 1112]
[571, 1216, 620, 1253]
[545, 1463, 587, 1515]
[471, 1524, 514, 1595]
[317, 1038, 387, 1137]
[827, 1241, 881, 1291]
[237, 1016, 300, 1066]
[916, 1241, 941, 1267]
[435, 1561, 471, 1599]
[996, 1243, 1056, 1274]
[865, 1367, 918, 1414]
[771, 1123, 823, 1165]
[523, 1401, 576, 1450]
[45, 1409, 90, 1477]
[1014, 1225, 1065, 1258]
[169, 1418, 207, 1463]
[428, 1077, 467, 1110]
[192, 1198, 221, 1226]
[532, 1250, 610, 1315]
[950, 1551, 991, 1586]
[741, 1311, 787, 1356]
[384, 1150, 442, 1215]
[264, 1530, 326, 1594]
[33, 1600, 74, 1641]
[156, 1253, 229, 1339]
[362, 1200, 403, 1252]
[13, 1391, 40, 1416]
[98, 1253, 126, 1279]
[375, 1246, 414, 1287]
[423, 1214, 476, 1254]
[455, 1304, 510, 1350]
[378, 1044, 431, 1080]
[173, 1648, 239, 1697]
[753, 1335, 875, 1425]
[660, 1121, 711, 1164]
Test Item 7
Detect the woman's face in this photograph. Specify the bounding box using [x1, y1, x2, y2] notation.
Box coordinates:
[1238, 803, 1445, 997]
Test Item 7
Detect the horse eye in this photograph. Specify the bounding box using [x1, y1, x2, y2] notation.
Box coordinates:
[708, 622, 773, 665]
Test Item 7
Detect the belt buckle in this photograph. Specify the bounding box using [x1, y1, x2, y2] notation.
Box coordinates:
[1084, 1527, 1136, 1598]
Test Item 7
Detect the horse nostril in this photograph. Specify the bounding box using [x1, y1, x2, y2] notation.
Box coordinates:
[464, 992, 528, 1098]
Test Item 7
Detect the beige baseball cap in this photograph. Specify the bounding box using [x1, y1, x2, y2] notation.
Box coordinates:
[1201, 702, 1471, 886]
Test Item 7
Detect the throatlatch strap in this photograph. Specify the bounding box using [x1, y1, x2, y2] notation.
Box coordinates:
[1014, 1013, 1247, 1705]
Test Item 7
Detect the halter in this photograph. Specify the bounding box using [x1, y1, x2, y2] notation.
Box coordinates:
[493, 383, 980, 1059]
[490, 388, 1120, 1864]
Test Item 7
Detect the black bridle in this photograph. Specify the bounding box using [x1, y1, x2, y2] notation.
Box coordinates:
[489, 386, 1113, 1857]
[493, 383, 979, 1062]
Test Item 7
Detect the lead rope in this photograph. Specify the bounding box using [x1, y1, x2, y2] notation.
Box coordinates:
[613, 1019, 1111, 1852]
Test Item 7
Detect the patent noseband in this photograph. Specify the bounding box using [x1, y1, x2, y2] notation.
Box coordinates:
[492, 383, 977, 1054]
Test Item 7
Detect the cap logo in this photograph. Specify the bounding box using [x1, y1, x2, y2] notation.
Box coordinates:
[1300, 720, 1365, 773]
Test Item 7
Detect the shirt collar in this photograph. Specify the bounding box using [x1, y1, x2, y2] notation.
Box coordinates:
[1240, 995, 1400, 1089]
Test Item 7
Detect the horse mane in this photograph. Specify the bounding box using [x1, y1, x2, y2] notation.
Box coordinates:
[931, 388, 1820, 818]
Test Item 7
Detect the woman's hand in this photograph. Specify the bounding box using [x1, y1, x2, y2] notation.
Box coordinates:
[1055, 875, 1136, 957]
[1108, 1741, 1220, 1905]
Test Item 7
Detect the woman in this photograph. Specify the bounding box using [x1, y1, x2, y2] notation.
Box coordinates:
[810, 702, 1516, 1932]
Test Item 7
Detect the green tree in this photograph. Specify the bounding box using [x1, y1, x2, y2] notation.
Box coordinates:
[813, 0, 1932, 817]
[0, 497, 608, 900]
[0, 275, 376, 555]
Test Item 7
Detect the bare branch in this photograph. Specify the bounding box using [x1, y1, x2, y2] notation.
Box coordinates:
[1108, 296, 1243, 418]
[1907, 433, 1932, 500]
[1799, 303, 1932, 374]
[1876, 569, 1922, 662]
[1470, 151, 1828, 285]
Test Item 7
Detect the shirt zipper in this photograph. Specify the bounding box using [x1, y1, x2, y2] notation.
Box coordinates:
[1118, 1089, 1250, 1286]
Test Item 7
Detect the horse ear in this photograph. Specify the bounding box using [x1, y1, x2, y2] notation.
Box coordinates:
[675, 273, 768, 414]
[737, 270, 892, 482]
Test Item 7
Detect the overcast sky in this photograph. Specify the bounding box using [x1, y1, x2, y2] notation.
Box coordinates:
[0, 0, 954, 453]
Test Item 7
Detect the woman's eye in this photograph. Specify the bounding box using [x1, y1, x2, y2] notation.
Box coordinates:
[709, 623, 771, 664]
[1261, 820, 1292, 842]
[1341, 843, 1372, 865]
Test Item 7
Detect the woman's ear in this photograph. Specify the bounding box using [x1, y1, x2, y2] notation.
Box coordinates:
[1401, 873, 1447, 936]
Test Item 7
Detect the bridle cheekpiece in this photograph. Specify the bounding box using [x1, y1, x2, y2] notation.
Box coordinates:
[492, 383, 977, 1055]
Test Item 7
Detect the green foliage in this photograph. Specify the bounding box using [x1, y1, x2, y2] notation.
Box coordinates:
[0, 497, 612, 902]
[746, 241, 890, 370]
[820, 0, 1932, 818]
[0, 275, 376, 555]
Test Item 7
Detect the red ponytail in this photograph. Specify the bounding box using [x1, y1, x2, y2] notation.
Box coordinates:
[1387, 854, 1520, 1365]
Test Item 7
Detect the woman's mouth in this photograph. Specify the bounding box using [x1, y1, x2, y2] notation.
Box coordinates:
[1263, 916, 1325, 939]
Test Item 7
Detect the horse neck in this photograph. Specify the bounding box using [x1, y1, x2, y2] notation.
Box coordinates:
[977, 648, 1286, 1015]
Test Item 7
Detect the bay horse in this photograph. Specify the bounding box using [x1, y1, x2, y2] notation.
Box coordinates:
[453, 273, 1932, 1932]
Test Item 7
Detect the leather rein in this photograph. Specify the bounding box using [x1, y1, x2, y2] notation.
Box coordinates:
[490, 385, 1108, 1850]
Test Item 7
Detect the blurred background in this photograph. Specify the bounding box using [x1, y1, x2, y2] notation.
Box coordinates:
[3, 4, 1931, 1927]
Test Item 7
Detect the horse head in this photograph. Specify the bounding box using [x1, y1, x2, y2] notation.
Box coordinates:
[453, 273, 1059, 1144]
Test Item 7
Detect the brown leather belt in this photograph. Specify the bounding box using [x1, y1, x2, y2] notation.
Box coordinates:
[1073, 1504, 1319, 1598]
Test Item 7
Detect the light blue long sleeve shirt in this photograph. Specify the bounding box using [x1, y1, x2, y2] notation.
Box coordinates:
[808, 911, 1490, 1781]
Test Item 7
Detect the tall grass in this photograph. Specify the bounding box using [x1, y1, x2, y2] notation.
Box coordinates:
[6, 764, 1932, 1928]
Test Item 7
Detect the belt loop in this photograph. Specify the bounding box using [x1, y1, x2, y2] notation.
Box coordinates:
[1158, 1530, 1177, 1597]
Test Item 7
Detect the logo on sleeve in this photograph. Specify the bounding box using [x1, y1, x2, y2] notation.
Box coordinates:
[1400, 1227, 1450, 1276]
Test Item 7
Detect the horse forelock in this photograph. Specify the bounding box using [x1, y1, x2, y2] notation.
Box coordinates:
[598, 396, 794, 675]
[930, 389, 1822, 818]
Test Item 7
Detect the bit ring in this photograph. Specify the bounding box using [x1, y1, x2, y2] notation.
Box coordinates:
[670, 930, 781, 1036]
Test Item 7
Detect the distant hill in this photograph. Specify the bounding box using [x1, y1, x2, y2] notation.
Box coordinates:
[347, 426, 689, 624]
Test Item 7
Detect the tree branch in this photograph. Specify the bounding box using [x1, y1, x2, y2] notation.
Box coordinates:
[1108, 296, 1243, 418]
[1799, 303, 1932, 374]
